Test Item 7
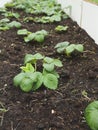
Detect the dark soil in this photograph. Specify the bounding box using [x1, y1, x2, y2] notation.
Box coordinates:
[0, 9, 98, 130]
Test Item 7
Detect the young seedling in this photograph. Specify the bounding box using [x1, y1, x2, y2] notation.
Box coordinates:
[55, 41, 84, 57]
[7, 21, 21, 28]
[54, 41, 70, 53]
[2, 11, 20, 19]
[0, 18, 21, 31]
[13, 53, 63, 92]
[0, 18, 10, 31]
[55, 25, 68, 32]
[17, 29, 48, 43]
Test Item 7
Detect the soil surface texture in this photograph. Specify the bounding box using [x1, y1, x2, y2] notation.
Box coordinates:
[0, 8, 98, 130]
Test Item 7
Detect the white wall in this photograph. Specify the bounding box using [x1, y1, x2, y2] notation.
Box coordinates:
[57, 0, 98, 44]
[81, 1, 98, 44]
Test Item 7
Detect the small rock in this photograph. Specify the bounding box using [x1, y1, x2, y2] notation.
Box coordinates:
[37, 123, 45, 130]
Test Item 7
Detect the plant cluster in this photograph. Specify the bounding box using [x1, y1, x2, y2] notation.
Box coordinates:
[0, 7, 20, 18]
[24, 13, 66, 23]
[5, 0, 68, 24]
[5, 0, 62, 15]
[2, 11, 20, 19]
[55, 41, 84, 56]
[13, 53, 63, 92]
[0, 18, 21, 31]
[17, 29, 48, 43]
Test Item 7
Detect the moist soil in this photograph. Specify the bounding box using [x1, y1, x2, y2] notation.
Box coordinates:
[0, 9, 98, 130]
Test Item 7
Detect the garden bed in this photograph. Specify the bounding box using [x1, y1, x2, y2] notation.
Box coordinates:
[0, 1, 98, 130]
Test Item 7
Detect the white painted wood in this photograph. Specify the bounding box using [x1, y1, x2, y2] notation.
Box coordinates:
[57, 0, 83, 26]
[57, 0, 98, 44]
[0, 0, 12, 7]
[82, 0, 98, 44]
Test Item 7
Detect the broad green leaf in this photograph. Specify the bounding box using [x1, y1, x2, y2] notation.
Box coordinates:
[13, 12, 20, 18]
[13, 73, 25, 87]
[75, 44, 84, 52]
[8, 21, 21, 28]
[24, 53, 44, 64]
[24, 54, 34, 64]
[24, 33, 35, 42]
[55, 41, 69, 53]
[33, 53, 44, 60]
[51, 14, 61, 22]
[55, 41, 69, 48]
[0, 18, 10, 23]
[34, 34, 44, 43]
[3, 12, 20, 18]
[53, 59, 63, 67]
[31, 72, 43, 90]
[43, 63, 54, 72]
[85, 101, 98, 130]
[66, 44, 75, 56]
[17, 29, 29, 35]
[43, 69, 59, 78]
[43, 74, 58, 90]
[44, 57, 53, 63]
[20, 78, 33, 92]
[41, 30, 48, 35]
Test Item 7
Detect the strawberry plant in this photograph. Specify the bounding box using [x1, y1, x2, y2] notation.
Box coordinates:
[24, 12, 68, 24]
[85, 101, 98, 130]
[17, 29, 48, 43]
[55, 41, 84, 56]
[0, 18, 21, 31]
[2, 11, 20, 19]
[13, 53, 63, 92]
[55, 25, 68, 32]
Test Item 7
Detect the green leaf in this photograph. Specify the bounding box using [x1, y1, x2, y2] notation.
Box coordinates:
[0, 26, 9, 31]
[24, 54, 34, 64]
[34, 34, 44, 43]
[8, 21, 21, 28]
[51, 14, 61, 22]
[66, 44, 75, 56]
[24, 53, 44, 64]
[25, 72, 43, 91]
[55, 41, 69, 53]
[55, 25, 68, 32]
[20, 63, 35, 72]
[33, 53, 44, 60]
[44, 57, 54, 63]
[0, 18, 10, 23]
[24, 33, 35, 42]
[75, 44, 84, 52]
[43, 63, 54, 72]
[43, 74, 58, 90]
[31, 72, 43, 90]
[53, 59, 63, 67]
[17, 29, 29, 35]
[13, 73, 25, 87]
[20, 78, 33, 92]
[40, 30, 48, 36]
[13, 12, 20, 18]
[85, 101, 98, 130]
[43, 69, 59, 78]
